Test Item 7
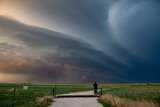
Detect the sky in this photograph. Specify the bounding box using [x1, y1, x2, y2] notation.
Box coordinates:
[0, 0, 160, 83]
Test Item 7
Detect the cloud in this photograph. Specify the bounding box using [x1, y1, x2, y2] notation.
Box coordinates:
[107, 0, 160, 82]
[108, 0, 160, 59]
[0, 0, 143, 64]
[0, 0, 160, 83]
[0, 16, 132, 83]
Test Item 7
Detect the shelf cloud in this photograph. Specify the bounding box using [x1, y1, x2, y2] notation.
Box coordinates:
[0, 0, 160, 83]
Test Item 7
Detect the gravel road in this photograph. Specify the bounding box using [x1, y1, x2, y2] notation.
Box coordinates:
[50, 91, 103, 107]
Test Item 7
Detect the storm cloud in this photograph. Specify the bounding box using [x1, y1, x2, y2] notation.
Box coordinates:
[0, 0, 160, 83]
[0, 16, 131, 83]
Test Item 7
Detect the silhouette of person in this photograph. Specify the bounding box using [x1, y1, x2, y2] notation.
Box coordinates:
[93, 82, 98, 97]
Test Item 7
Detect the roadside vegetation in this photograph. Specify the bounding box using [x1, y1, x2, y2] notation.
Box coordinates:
[98, 84, 160, 107]
[1, 83, 160, 107]
[0, 83, 92, 107]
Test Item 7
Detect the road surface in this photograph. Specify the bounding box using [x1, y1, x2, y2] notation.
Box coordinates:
[50, 91, 103, 107]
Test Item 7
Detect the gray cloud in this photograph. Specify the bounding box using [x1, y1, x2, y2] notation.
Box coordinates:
[108, 0, 160, 58]
[107, 0, 160, 82]
[0, 0, 160, 83]
[0, 16, 133, 83]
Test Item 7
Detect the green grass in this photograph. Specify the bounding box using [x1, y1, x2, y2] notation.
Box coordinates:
[0, 83, 93, 107]
[55, 84, 92, 94]
[100, 84, 160, 103]
[1, 83, 160, 107]
[0, 83, 52, 107]
[98, 84, 160, 107]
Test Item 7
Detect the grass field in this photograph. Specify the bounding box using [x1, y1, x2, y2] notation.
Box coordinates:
[0, 83, 93, 107]
[98, 84, 160, 107]
[0, 83, 160, 107]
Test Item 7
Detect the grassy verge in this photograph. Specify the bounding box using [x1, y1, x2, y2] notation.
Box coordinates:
[98, 98, 112, 107]
[99, 94, 159, 107]
[2, 83, 159, 107]
[0, 83, 93, 107]
[98, 84, 160, 107]
[17, 96, 54, 107]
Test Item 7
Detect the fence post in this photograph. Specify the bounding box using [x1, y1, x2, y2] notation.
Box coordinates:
[12, 88, 16, 107]
[54, 85, 57, 96]
[52, 88, 55, 98]
[100, 88, 103, 96]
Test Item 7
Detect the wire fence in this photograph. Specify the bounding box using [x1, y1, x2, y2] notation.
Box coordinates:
[0, 87, 53, 107]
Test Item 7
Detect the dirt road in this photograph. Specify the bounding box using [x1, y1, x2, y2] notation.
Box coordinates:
[50, 91, 103, 107]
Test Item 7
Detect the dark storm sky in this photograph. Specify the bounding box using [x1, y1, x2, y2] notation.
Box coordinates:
[0, 0, 160, 83]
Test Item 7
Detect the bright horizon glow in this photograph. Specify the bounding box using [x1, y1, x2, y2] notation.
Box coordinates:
[0, 2, 35, 26]
[0, 1, 77, 37]
[0, 1, 58, 33]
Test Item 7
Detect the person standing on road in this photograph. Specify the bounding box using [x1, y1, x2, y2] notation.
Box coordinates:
[93, 82, 98, 97]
